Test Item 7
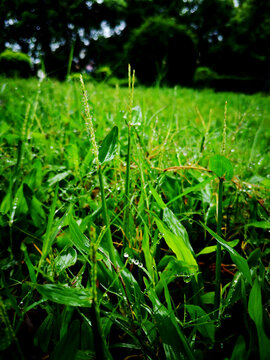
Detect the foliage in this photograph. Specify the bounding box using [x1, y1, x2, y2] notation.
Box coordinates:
[125, 16, 196, 85]
[0, 50, 32, 77]
[1, 0, 269, 89]
[0, 77, 270, 359]
[193, 67, 218, 87]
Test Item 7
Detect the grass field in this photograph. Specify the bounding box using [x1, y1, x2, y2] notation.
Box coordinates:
[0, 75, 270, 360]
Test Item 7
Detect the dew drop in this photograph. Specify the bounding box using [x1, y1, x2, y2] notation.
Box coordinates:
[183, 276, 191, 283]
[214, 319, 221, 328]
[124, 253, 129, 258]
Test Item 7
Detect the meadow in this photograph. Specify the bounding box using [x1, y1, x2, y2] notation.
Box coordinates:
[0, 75, 270, 360]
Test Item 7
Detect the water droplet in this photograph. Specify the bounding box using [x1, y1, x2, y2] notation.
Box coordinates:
[138, 263, 143, 268]
[134, 260, 139, 266]
[231, 149, 235, 153]
[214, 319, 221, 328]
[124, 253, 129, 258]
[184, 276, 191, 283]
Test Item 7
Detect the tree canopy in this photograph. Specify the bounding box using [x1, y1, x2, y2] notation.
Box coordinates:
[1, 0, 269, 89]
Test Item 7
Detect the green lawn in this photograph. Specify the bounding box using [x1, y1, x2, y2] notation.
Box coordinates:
[0, 76, 269, 360]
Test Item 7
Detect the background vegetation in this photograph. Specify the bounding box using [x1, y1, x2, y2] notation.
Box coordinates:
[1, 0, 270, 91]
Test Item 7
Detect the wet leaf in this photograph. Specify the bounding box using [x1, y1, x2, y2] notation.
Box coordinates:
[35, 283, 92, 307]
[209, 155, 233, 180]
[99, 126, 118, 165]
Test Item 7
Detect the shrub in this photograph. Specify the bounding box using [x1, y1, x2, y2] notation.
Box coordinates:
[193, 67, 218, 87]
[0, 49, 32, 78]
[68, 72, 93, 83]
[125, 16, 196, 86]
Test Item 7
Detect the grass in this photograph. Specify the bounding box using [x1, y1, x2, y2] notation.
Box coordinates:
[0, 75, 270, 360]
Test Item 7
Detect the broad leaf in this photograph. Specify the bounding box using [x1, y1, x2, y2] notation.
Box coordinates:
[155, 217, 198, 274]
[35, 283, 92, 307]
[209, 155, 233, 180]
[55, 247, 77, 272]
[98, 126, 118, 164]
[163, 208, 194, 254]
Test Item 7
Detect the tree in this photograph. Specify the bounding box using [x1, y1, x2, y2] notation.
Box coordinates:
[125, 16, 196, 85]
[1, 0, 126, 78]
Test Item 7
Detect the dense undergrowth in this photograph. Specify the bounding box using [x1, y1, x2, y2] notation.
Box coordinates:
[0, 76, 270, 360]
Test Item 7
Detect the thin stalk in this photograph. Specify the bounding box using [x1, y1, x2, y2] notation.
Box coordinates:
[90, 242, 113, 360]
[98, 166, 116, 265]
[214, 177, 224, 319]
[123, 123, 131, 247]
[123, 65, 135, 251]
[80, 74, 115, 265]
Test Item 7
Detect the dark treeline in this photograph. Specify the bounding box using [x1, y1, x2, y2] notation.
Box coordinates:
[1, 0, 270, 91]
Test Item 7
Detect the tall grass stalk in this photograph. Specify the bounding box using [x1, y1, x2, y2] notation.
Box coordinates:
[90, 241, 112, 360]
[214, 177, 224, 319]
[123, 65, 135, 251]
[214, 101, 227, 319]
[80, 75, 115, 265]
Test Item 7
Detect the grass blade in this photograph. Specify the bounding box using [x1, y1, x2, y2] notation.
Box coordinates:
[34, 283, 92, 307]
[201, 222, 251, 285]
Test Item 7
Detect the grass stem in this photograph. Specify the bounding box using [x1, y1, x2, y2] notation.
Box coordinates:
[214, 177, 224, 319]
[123, 65, 135, 251]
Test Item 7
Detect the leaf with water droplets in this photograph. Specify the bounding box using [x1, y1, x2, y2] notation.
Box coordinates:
[98, 126, 118, 165]
[209, 155, 233, 180]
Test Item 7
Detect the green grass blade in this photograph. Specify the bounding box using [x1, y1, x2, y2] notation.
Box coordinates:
[34, 283, 93, 307]
[147, 285, 195, 360]
[40, 183, 59, 262]
[248, 278, 270, 360]
[68, 212, 91, 254]
[167, 177, 213, 205]
[155, 217, 198, 273]
[201, 222, 251, 285]
[163, 207, 194, 255]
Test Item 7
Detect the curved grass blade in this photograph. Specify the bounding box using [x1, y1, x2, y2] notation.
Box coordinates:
[34, 283, 92, 307]
[201, 222, 251, 285]
[68, 212, 91, 254]
[147, 285, 195, 360]
[51, 319, 80, 360]
[248, 278, 270, 360]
